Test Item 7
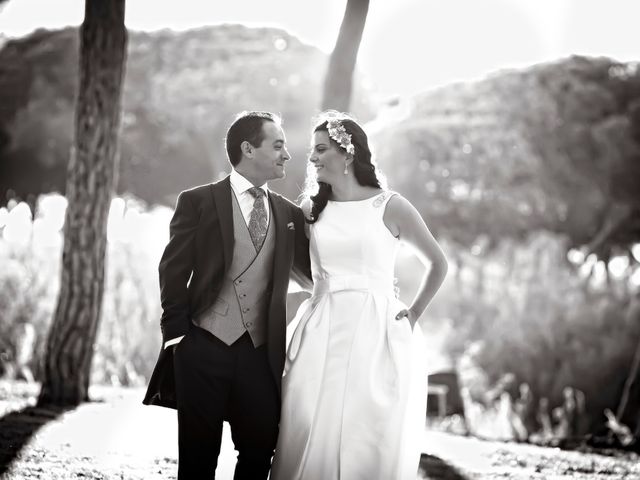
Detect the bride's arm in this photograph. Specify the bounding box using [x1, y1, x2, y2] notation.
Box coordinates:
[288, 198, 313, 296]
[290, 200, 313, 292]
[299, 198, 312, 239]
[383, 194, 448, 328]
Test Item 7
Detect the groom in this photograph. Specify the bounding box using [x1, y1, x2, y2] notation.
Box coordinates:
[143, 111, 312, 479]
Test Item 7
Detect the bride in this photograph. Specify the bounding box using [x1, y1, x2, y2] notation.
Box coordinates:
[271, 111, 448, 479]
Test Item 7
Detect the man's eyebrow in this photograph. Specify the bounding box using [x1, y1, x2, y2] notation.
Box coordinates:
[273, 139, 284, 144]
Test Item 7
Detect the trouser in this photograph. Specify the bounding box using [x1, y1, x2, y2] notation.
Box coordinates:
[173, 327, 280, 479]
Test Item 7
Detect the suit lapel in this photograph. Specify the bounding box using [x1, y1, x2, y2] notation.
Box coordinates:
[211, 176, 234, 273]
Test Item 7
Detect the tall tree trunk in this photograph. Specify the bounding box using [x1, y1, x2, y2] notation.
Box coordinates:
[321, 0, 369, 111]
[38, 0, 127, 406]
[616, 337, 640, 428]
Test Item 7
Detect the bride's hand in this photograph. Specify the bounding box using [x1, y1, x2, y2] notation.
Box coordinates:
[395, 308, 418, 329]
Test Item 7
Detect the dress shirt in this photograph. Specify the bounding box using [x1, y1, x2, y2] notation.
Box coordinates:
[229, 169, 270, 225]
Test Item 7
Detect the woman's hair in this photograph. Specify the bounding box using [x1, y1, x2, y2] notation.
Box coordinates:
[303, 111, 385, 223]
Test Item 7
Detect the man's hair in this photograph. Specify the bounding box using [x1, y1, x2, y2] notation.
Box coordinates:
[225, 111, 281, 166]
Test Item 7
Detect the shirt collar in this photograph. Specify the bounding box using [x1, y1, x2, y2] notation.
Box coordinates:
[230, 169, 269, 196]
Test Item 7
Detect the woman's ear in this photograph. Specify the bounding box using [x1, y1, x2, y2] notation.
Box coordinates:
[345, 154, 355, 167]
[240, 140, 254, 158]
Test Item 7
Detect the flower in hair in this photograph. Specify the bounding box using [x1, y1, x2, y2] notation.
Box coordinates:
[326, 119, 355, 155]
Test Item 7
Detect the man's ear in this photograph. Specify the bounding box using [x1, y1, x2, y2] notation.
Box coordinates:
[240, 140, 254, 158]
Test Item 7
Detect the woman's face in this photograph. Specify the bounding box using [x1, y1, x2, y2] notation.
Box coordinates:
[308, 130, 347, 185]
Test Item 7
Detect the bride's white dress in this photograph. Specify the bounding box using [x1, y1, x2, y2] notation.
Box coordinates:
[271, 191, 428, 480]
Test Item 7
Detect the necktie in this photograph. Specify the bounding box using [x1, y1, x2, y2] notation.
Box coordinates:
[247, 187, 268, 251]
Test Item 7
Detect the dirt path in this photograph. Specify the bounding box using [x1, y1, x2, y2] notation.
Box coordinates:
[420, 431, 639, 479]
[0, 384, 638, 479]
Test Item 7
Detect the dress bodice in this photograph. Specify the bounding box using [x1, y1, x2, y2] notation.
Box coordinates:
[309, 191, 399, 295]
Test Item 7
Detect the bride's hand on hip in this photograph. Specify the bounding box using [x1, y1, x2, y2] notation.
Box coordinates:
[395, 308, 417, 330]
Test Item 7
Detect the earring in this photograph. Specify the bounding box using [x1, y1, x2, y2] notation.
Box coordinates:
[344, 163, 349, 175]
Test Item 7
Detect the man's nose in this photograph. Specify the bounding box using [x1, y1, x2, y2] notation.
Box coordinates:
[282, 148, 291, 161]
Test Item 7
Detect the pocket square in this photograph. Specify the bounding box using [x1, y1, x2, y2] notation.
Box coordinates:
[287, 222, 295, 230]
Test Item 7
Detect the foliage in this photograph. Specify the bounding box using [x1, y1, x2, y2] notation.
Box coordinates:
[369, 55, 640, 434]
[0, 211, 59, 380]
[372, 56, 640, 255]
[2, 31, 640, 430]
[0, 25, 375, 208]
[414, 231, 640, 431]
[0, 195, 169, 387]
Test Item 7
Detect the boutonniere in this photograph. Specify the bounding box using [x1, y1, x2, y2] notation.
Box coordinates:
[287, 222, 295, 230]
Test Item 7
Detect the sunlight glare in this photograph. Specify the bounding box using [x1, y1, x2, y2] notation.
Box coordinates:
[608, 255, 629, 278]
[3, 202, 32, 245]
[37, 193, 68, 232]
[567, 248, 585, 265]
[107, 198, 127, 243]
[0, 207, 8, 228]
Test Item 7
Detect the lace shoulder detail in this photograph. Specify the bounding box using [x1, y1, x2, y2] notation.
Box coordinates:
[372, 191, 398, 208]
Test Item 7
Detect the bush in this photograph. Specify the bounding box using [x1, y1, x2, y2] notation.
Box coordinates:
[423, 232, 640, 432]
[0, 194, 171, 387]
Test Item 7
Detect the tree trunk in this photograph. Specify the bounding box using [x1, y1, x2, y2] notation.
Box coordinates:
[321, 0, 369, 111]
[38, 0, 127, 406]
[616, 337, 640, 429]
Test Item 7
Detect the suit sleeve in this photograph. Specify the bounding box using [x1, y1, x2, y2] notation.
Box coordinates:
[158, 191, 198, 344]
[290, 205, 313, 291]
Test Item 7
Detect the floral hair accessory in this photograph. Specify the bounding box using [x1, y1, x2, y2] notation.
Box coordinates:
[326, 118, 355, 155]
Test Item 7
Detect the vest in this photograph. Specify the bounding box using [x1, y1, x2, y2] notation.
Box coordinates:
[193, 192, 276, 347]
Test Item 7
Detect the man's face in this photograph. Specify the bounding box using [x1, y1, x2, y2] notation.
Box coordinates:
[251, 121, 290, 182]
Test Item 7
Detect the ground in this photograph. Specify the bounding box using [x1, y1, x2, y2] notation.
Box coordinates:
[0, 381, 638, 479]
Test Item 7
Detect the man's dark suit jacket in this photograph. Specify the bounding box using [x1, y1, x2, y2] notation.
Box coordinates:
[143, 176, 312, 409]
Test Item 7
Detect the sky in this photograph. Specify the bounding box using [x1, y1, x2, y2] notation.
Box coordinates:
[1, 0, 639, 97]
